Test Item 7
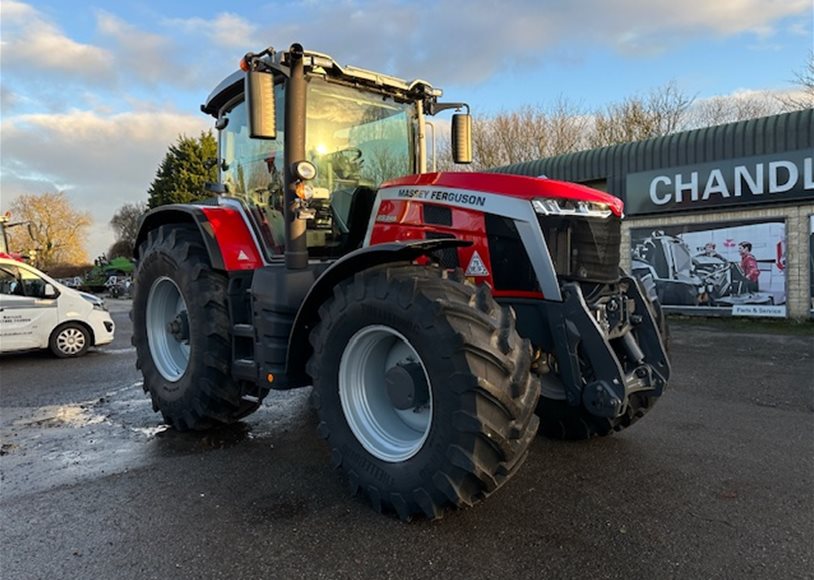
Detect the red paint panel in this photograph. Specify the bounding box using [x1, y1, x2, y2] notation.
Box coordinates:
[383, 171, 624, 217]
[371, 201, 499, 287]
[201, 207, 263, 271]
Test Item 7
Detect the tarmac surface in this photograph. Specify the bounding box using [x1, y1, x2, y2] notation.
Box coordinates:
[1, 300, 812, 579]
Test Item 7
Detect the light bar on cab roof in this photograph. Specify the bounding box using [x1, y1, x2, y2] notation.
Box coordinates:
[532, 198, 613, 219]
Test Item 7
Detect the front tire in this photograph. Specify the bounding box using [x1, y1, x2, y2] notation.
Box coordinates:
[307, 265, 540, 520]
[49, 323, 90, 358]
[131, 224, 261, 431]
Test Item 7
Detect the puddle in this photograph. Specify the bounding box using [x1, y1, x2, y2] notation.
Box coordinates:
[12, 404, 109, 428]
[1, 385, 315, 500]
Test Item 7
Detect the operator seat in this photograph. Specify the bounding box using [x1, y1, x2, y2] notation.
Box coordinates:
[343, 186, 377, 252]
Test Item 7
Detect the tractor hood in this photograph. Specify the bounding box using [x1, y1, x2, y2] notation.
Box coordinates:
[381, 172, 624, 218]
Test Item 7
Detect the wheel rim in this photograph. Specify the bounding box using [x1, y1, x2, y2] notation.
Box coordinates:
[146, 277, 190, 382]
[339, 325, 433, 463]
[57, 327, 86, 355]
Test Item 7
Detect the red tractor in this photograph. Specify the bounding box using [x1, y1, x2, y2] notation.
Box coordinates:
[132, 44, 670, 520]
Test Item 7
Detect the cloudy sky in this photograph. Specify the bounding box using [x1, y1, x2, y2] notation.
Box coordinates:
[1, 0, 811, 257]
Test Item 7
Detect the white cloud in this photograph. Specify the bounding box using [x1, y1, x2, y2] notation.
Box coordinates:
[1, 0, 34, 18]
[95, 11, 199, 89]
[164, 12, 259, 49]
[240, 0, 811, 84]
[0, 109, 209, 256]
[0, 0, 115, 84]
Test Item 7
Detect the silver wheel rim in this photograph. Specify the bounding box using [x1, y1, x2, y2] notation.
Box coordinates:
[57, 327, 86, 355]
[339, 325, 433, 463]
[146, 277, 190, 382]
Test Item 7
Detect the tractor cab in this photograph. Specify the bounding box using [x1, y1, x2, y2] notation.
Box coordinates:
[201, 44, 471, 264]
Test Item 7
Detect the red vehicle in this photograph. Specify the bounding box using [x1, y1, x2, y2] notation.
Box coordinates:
[132, 44, 670, 520]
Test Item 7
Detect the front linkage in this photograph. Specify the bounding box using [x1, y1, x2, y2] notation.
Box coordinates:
[539, 276, 671, 420]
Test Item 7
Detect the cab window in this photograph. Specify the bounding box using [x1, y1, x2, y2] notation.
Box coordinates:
[220, 85, 286, 256]
[18, 267, 48, 298]
[0, 266, 22, 296]
[0, 265, 50, 298]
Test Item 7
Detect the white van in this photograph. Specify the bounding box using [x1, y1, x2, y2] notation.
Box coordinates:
[0, 257, 115, 357]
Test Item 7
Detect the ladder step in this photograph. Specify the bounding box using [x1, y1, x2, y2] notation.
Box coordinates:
[232, 358, 257, 381]
[232, 323, 254, 338]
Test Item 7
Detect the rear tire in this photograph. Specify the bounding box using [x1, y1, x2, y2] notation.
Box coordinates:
[307, 265, 540, 520]
[131, 224, 261, 431]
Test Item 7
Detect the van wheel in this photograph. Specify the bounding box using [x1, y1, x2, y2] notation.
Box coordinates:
[49, 323, 91, 358]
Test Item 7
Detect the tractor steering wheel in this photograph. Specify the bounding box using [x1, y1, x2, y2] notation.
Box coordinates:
[332, 148, 364, 180]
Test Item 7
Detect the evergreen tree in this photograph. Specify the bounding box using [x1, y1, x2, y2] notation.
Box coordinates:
[147, 132, 217, 208]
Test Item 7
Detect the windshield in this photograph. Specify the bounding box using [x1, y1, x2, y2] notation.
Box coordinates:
[672, 239, 693, 278]
[306, 77, 415, 188]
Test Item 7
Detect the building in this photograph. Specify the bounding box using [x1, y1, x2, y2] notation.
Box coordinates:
[494, 109, 814, 319]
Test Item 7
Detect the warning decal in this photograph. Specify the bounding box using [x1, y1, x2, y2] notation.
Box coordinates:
[465, 251, 490, 277]
[237, 250, 250, 261]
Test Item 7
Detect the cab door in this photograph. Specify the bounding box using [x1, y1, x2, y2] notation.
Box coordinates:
[0, 264, 59, 351]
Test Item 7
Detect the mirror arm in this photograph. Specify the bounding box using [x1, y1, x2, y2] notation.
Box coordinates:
[427, 102, 470, 116]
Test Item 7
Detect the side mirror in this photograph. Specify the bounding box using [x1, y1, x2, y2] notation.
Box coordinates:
[451, 113, 472, 164]
[44, 284, 57, 298]
[245, 70, 277, 139]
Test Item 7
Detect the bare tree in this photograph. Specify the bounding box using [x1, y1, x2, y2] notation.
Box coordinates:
[108, 239, 134, 259]
[777, 51, 814, 110]
[462, 98, 587, 171]
[110, 201, 148, 250]
[589, 82, 694, 148]
[437, 75, 799, 173]
[686, 91, 783, 128]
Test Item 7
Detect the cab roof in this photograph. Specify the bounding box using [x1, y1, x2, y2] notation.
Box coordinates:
[202, 46, 443, 117]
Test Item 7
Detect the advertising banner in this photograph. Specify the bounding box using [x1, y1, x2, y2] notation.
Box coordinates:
[630, 219, 787, 317]
[625, 150, 814, 216]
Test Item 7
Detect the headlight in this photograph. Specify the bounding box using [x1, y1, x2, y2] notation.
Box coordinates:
[292, 160, 317, 181]
[80, 292, 107, 311]
[532, 198, 613, 218]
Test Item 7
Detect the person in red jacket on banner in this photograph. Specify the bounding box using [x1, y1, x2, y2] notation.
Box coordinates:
[738, 241, 760, 293]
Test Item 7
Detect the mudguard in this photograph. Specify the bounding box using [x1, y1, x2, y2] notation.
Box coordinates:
[133, 204, 263, 271]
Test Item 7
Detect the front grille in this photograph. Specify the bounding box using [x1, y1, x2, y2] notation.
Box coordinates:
[485, 214, 539, 292]
[537, 215, 621, 283]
